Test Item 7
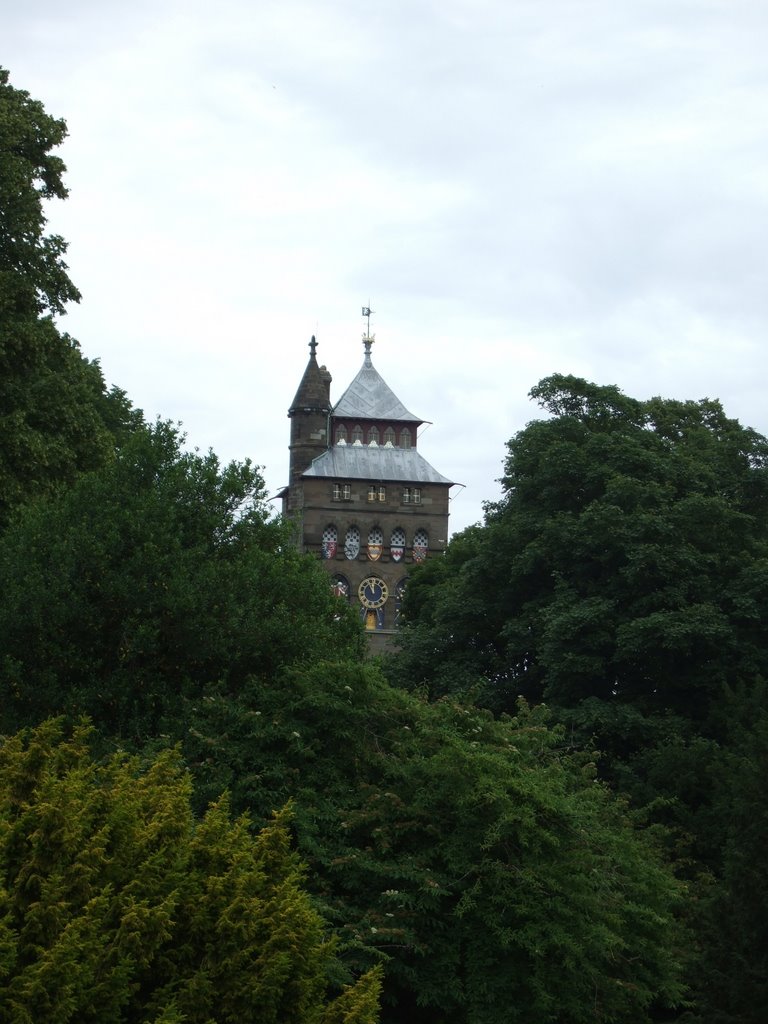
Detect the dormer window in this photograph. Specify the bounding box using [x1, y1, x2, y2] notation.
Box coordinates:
[383, 426, 395, 446]
[335, 424, 347, 444]
[400, 427, 412, 449]
[368, 426, 379, 445]
[351, 424, 363, 444]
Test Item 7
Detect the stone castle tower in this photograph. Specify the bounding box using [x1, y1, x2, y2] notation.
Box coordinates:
[281, 325, 455, 651]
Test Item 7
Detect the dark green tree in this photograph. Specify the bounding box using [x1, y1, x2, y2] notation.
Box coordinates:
[392, 374, 768, 729]
[183, 660, 687, 1024]
[389, 375, 768, 1021]
[0, 718, 382, 1024]
[0, 66, 137, 528]
[0, 419, 363, 742]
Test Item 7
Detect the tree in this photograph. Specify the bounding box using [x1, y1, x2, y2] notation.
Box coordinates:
[392, 375, 768, 729]
[0, 67, 137, 528]
[0, 419, 363, 742]
[0, 719, 381, 1024]
[183, 660, 687, 1024]
[389, 375, 768, 1021]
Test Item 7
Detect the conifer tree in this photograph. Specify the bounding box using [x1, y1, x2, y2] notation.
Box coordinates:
[0, 719, 381, 1024]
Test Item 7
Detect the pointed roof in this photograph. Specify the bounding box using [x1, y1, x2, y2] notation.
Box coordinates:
[289, 335, 332, 414]
[332, 337, 421, 423]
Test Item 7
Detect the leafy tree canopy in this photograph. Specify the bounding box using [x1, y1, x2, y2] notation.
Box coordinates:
[183, 661, 687, 1024]
[0, 718, 382, 1024]
[392, 374, 768, 730]
[389, 374, 768, 1022]
[0, 66, 138, 528]
[0, 419, 363, 742]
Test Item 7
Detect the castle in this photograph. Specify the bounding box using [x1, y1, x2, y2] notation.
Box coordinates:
[281, 321, 455, 651]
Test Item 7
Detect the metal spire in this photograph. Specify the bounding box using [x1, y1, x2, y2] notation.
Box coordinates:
[361, 305, 375, 365]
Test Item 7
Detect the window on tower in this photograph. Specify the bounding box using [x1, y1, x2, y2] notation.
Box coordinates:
[352, 424, 363, 444]
[400, 427, 412, 449]
[402, 487, 420, 505]
[335, 424, 347, 444]
[368, 426, 379, 445]
[383, 426, 395, 446]
[333, 482, 352, 501]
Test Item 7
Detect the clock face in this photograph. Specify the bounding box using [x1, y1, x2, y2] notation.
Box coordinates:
[358, 576, 389, 609]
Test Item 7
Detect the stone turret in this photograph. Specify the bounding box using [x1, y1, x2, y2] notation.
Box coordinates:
[286, 336, 332, 516]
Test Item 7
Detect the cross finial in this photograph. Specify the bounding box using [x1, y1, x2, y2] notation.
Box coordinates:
[309, 335, 317, 357]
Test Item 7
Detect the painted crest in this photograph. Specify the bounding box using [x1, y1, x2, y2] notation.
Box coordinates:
[412, 544, 427, 563]
[322, 540, 337, 559]
[344, 529, 360, 560]
[367, 543, 382, 561]
[390, 545, 404, 562]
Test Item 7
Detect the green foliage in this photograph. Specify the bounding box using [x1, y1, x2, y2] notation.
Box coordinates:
[0, 67, 139, 528]
[0, 66, 77, 317]
[0, 719, 381, 1024]
[393, 374, 768, 726]
[184, 661, 687, 1024]
[390, 375, 768, 1021]
[0, 420, 363, 742]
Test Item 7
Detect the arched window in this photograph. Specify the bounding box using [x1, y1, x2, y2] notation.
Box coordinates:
[400, 427, 411, 449]
[368, 426, 379, 445]
[321, 524, 337, 559]
[344, 526, 360, 559]
[413, 528, 428, 562]
[351, 424, 363, 444]
[390, 527, 406, 562]
[383, 426, 395, 446]
[335, 424, 347, 444]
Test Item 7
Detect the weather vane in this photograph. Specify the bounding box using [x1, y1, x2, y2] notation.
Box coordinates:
[362, 304, 374, 341]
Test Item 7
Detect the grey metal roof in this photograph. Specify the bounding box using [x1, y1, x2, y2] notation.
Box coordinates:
[332, 347, 421, 423]
[303, 444, 454, 485]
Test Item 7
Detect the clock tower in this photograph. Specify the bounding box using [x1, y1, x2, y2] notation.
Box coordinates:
[281, 319, 456, 651]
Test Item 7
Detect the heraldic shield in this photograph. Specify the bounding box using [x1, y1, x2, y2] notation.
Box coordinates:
[367, 526, 383, 561]
[322, 524, 338, 559]
[412, 527, 428, 563]
[390, 526, 406, 562]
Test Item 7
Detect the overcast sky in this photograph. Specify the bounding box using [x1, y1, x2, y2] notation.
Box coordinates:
[6, 0, 768, 534]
